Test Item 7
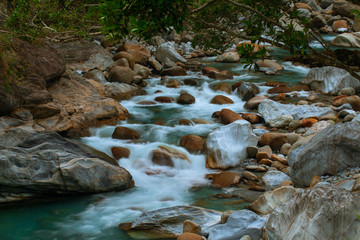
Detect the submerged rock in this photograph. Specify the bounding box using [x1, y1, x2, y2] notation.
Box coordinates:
[289, 115, 360, 187]
[0, 128, 134, 203]
[302, 66, 360, 94]
[266, 184, 360, 240]
[207, 210, 265, 240]
[123, 206, 221, 239]
[206, 120, 258, 169]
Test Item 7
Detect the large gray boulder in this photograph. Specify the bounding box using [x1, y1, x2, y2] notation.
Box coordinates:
[266, 184, 360, 240]
[258, 99, 332, 127]
[208, 210, 266, 240]
[289, 115, 360, 187]
[331, 32, 360, 48]
[154, 42, 187, 63]
[206, 120, 258, 169]
[124, 206, 221, 238]
[0, 128, 134, 203]
[302, 66, 360, 94]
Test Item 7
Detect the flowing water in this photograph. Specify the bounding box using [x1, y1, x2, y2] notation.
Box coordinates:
[0, 56, 310, 240]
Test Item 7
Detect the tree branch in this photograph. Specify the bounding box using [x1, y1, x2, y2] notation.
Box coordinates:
[192, 0, 218, 13]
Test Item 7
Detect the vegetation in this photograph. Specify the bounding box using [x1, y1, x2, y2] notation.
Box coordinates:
[1, 0, 360, 79]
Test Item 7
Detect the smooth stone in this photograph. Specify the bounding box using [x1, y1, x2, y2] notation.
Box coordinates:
[219, 109, 242, 124]
[262, 170, 291, 188]
[112, 126, 140, 140]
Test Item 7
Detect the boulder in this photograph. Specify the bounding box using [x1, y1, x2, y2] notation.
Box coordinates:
[213, 83, 232, 94]
[258, 99, 333, 127]
[206, 120, 258, 169]
[179, 135, 205, 154]
[104, 82, 142, 101]
[210, 95, 234, 105]
[209, 171, 241, 188]
[237, 82, 260, 101]
[166, 79, 182, 88]
[207, 210, 265, 240]
[111, 146, 130, 160]
[161, 66, 187, 76]
[241, 113, 262, 124]
[108, 66, 136, 84]
[177, 93, 195, 105]
[183, 220, 202, 234]
[333, 0, 360, 18]
[0, 129, 133, 202]
[151, 148, 174, 167]
[155, 42, 187, 63]
[202, 67, 234, 80]
[244, 95, 268, 110]
[133, 64, 151, 78]
[312, 13, 327, 28]
[113, 51, 135, 69]
[266, 184, 360, 240]
[256, 59, 283, 71]
[259, 133, 297, 151]
[117, 43, 151, 65]
[332, 95, 360, 111]
[331, 32, 360, 48]
[155, 96, 175, 103]
[215, 52, 240, 63]
[249, 186, 299, 215]
[332, 20, 349, 33]
[289, 115, 360, 187]
[302, 66, 360, 94]
[262, 170, 291, 188]
[219, 109, 243, 124]
[112, 126, 141, 140]
[124, 206, 221, 238]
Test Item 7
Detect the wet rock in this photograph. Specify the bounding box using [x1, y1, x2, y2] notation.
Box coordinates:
[161, 66, 187, 76]
[112, 126, 140, 140]
[165, 79, 182, 88]
[266, 184, 360, 240]
[289, 115, 360, 187]
[210, 95, 234, 105]
[202, 67, 233, 80]
[213, 83, 232, 94]
[332, 95, 360, 111]
[242, 171, 258, 181]
[215, 52, 240, 63]
[111, 146, 130, 160]
[259, 132, 299, 151]
[258, 99, 332, 127]
[154, 96, 175, 103]
[219, 109, 242, 124]
[155, 42, 186, 63]
[249, 186, 299, 215]
[0, 128, 133, 202]
[302, 66, 360, 95]
[125, 206, 221, 239]
[184, 78, 199, 86]
[208, 171, 241, 188]
[177, 233, 204, 240]
[151, 149, 174, 167]
[256, 59, 283, 71]
[256, 145, 272, 160]
[312, 13, 327, 28]
[244, 95, 268, 110]
[247, 146, 258, 158]
[180, 135, 205, 154]
[183, 220, 202, 234]
[108, 66, 136, 84]
[104, 82, 142, 101]
[262, 170, 291, 188]
[206, 120, 258, 169]
[177, 93, 195, 105]
[113, 51, 135, 69]
[237, 83, 260, 101]
[332, 20, 349, 33]
[267, 86, 292, 94]
[207, 210, 265, 240]
[241, 113, 262, 124]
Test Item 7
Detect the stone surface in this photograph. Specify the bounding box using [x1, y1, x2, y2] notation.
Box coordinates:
[104, 82, 142, 101]
[0, 128, 133, 202]
[237, 83, 260, 101]
[206, 120, 258, 169]
[155, 42, 187, 63]
[249, 186, 299, 215]
[289, 115, 360, 187]
[302, 66, 360, 94]
[125, 206, 221, 238]
[161, 66, 187, 76]
[241, 113, 262, 124]
[207, 210, 265, 240]
[215, 52, 240, 63]
[209, 171, 241, 188]
[183, 220, 202, 235]
[108, 66, 136, 84]
[258, 99, 332, 127]
[177, 93, 195, 105]
[262, 170, 291, 188]
[202, 67, 233, 80]
[332, 95, 360, 111]
[177, 233, 204, 240]
[266, 184, 360, 240]
[256, 60, 283, 71]
[113, 51, 135, 69]
[210, 95, 234, 105]
[111, 146, 130, 160]
[112, 126, 140, 140]
[118, 43, 151, 65]
[219, 109, 243, 125]
[331, 32, 360, 48]
[333, 0, 360, 18]
[244, 95, 268, 110]
[180, 135, 205, 154]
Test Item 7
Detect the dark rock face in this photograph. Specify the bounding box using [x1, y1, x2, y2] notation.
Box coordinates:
[0, 128, 134, 203]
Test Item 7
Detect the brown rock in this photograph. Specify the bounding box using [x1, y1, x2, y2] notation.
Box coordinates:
[208, 70, 234, 80]
[271, 154, 287, 165]
[280, 143, 292, 156]
[180, 135, 205, 154]
[259, 133, 288, 151]
[259, 158, 273, 166]
[256, 145, 272, 160]
[267, 86, 293, 94]
[119, 222, 132, 231]
[279, 180, 293, 187]
[108, 66, 136, 84]
[241, 113, 262, 124]
[151, 149, 174, 167]
[247, 181, 266, 191]
[161, 66, 187, 76]
[177, 93, 195, 104]
[113, 51, 135, 69]
[112, 126, 140, 140]
[292, 84, 311, 91]
[111, 146, 130, 160]
[295, 2, 312, 11]
[274, 93, 286, 101]
[177, 232, 204, 240]
[202, 67, 219, 76]
[332, 20, 348, 33]
[310, 176, 321, 188]
[265, 81, 288, 87]
[241, 171, 258, 181]
[256, 59, 284, 71]
[299, 118, 318, 128]
[209, 171, 241, 188]
[219, 108, 242, 124]
[244, 95, 268, 110]
[155, 96, 175, 103]
[183, 220, 201, 235]
[214, 83, 232, 94]
[179, 119, 192, 125]
[137, 101, 157, 105]
[184, 78, 199, 86]
[117, 43, 150, 65]
[166, 79, 182, 88]
[271, 161, 284, 170]
[232, 81, 243, 91]
[210, 95, 234, 105]
[332, 95, 360, 111]
[29, 102, 61, 119]
[247, 146, 259, 158]
[237, 42, 264, 53]
[158, 146, 189, 162]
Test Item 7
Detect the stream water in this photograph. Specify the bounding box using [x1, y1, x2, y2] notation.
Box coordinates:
[0, 54, 311, 240]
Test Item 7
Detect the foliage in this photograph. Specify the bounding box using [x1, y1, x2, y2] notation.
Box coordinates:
[3, 0, 100, 41]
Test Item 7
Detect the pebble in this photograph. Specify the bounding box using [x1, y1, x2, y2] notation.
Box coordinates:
[320, 167, 360, 186]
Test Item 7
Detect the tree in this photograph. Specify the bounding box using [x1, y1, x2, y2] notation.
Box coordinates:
[99, 0, 360, 80]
